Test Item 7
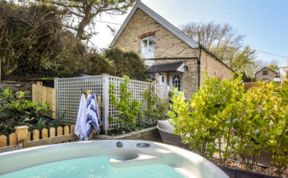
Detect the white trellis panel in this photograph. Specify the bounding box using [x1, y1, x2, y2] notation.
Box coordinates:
[108, 76, 151, 129]
[54, 74, 152, 131]
[54, 75, 103, 125]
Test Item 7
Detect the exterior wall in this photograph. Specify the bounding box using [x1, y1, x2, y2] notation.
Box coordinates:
[113, 9, 199, 59]
[153, 59, 198, 98]
[255, 69, 276, 81]
[182, 60, 198, 98]
[200, 50, 233, 84]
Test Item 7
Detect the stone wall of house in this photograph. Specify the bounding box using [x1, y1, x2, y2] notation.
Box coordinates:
[200, 50, 233, 84]
[182, 60, 198, 97]
[113, 9, 199, 58]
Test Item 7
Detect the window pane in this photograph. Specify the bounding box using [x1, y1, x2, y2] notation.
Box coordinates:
[140, 36, 155, 59]
[149, 38, 155, 45]
[142, 39, 148, 47]
[172, 75, 181, 91]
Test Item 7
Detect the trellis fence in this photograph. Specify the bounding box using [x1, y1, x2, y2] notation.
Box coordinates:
[0, 125, 76, 152]
[54, 74, 155, 133]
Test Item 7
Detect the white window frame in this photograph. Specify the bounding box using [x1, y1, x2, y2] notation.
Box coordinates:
[140, 36, 155, 59]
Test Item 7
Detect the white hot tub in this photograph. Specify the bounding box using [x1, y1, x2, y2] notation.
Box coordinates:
[0, 140, 228, 178]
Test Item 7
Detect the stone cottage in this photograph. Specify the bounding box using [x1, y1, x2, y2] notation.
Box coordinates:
[110, 1, 233, 98]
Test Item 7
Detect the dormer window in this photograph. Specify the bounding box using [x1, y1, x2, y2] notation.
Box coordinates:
[140, 36, 155, 59]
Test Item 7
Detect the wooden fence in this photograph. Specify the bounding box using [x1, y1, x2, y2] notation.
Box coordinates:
[0, 125, 76, 153]
[32, 82, 56, 119]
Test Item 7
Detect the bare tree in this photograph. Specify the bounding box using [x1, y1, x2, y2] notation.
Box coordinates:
[182, 22, 243, 50]
[181, 21, 257, 73]
[38, 0, 136, 40]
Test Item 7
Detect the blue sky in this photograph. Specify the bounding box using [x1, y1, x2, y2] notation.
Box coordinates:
[93, 0, 288, 67]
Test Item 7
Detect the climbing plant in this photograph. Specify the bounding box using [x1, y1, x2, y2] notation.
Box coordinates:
[141, 88, 168, 127]
[109, 76, 142, 132]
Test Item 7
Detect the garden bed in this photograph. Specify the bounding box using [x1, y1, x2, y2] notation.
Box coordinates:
[95, 127, 161, 142]
[214, 159, 287, 178]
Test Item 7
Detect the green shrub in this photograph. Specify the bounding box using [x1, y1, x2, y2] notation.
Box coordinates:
[169, 75, 288, 174]
[232, 83, 279, 166]
[109, 76, 142, 132]
[169, 76, 244, 159]
[0, 88, 59, 135]
[141, 88, 168, 127]
[271, 81, 288, 173]
[105, 48, 147, 81]
[0, 2, 86, 79]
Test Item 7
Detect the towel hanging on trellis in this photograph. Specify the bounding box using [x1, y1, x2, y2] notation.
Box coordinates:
[75, 91, 100, 140]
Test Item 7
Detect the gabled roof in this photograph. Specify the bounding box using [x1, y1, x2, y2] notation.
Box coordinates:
[254, 67, 278, 76]
[110, 1, 199, 48]
[146, 61, 186, 73]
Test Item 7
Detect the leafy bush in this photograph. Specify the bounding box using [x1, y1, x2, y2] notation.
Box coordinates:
[169, 75, 288, 174]
[109, 77, 169, 133]
[109, 76, 142, 132]
[82, 53, 114, 75]
[0, 88, 59, 135]
[232, 83, 281, 166]
[0, 2, 86, 79]
[141, 88, 168, 127]
[271, 81, 288, 173]
[105, 48, 147, 81]
[169, 76, 244, 159]
[0, 2, 148, 81]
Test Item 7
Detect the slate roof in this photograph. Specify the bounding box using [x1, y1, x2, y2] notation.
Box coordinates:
[146, 61, 184, 73]
[254, 67, 278, 76]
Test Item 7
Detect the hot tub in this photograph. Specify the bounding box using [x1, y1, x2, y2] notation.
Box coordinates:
[0, 140, 228, 178]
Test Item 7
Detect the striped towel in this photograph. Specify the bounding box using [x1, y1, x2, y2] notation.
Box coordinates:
[86, 93, 100, 137]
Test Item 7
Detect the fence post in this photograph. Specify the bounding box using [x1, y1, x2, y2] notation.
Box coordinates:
[102, 74, 109, 134]
[15, 126, 29, 148]
[54, 78, 59, 119]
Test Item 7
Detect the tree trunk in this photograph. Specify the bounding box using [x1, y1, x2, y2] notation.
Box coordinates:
[76, 4, 93, 40]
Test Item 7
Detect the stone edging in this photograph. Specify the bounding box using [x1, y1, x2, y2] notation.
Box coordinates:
[95, 127, 160, 141]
